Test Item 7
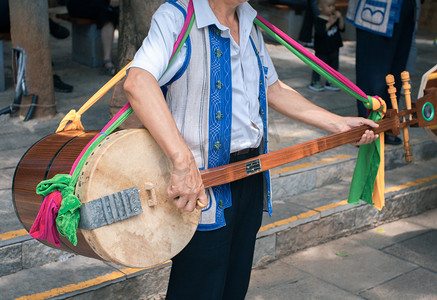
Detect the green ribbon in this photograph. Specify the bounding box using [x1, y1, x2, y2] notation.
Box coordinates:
[36, 174, 72, 196]
[57, 186, 81, 246]
[348, 109, 384, 205]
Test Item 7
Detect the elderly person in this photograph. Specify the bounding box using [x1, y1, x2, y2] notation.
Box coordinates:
[124, 0, 378, 299]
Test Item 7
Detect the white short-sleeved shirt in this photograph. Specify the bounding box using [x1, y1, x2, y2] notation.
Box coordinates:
[130, 0, 278, 152]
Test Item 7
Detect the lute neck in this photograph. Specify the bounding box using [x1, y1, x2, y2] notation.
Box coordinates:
[200, 111, 398, 189]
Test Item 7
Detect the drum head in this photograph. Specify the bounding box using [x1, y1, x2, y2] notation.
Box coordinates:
[76, 129, 201, 267]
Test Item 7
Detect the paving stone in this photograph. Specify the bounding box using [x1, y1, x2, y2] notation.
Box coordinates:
[247, 275, 363, 300]
[272, 170, 316, 199]
[315, 158, 356, 187]
[0, 168, 13, 191]
[331, 208, 357, 234]
[250, 259, 308, 289]
[68, 263, 171, 300]
[275, 226, 301, 256]
[253, 234, 276, 266]
[0, 149, 25, 169]
[22, 239, 75, 269]
[0, 189, 13, 214]
[412, 185, 437, 212]
[379, 193, 419, 223]
[0, 211, 24, 236]
[288, 180, 350, 211]
[383, 230, 437, 272]
[261, 201, 315, 232]
[349, 219, 429, 250]
[380, 184, 437, 223]
[249, 258, 307, 290]
[359, 268, 437, 300]
[0, 256, 119, 300]
[0, 187, 27, 237]
[353, 203, 380, 228]
[282, 237, 417, 293]
[385, 160, 437, 190]
[275, 217, 336, 256]
[0, 243, 21, 277]
[405, 208, 437, 229]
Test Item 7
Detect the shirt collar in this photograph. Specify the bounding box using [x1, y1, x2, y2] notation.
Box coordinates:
[193, 0, 257, 33]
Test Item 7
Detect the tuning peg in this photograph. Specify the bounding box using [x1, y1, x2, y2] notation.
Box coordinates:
[385, 74, 399, 111]
[400, 71, 413, 162]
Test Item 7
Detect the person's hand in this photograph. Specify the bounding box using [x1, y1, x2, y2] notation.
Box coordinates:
[334, 10, 342, 19]
[167, 154, 208, 212]
[329, 12, 338, 22]
[340, 117, 379, 146]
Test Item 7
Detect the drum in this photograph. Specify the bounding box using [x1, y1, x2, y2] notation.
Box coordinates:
[13, 129, 201, 267]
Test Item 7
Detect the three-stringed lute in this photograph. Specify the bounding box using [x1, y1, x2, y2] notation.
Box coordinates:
[12, 77, 437, 268]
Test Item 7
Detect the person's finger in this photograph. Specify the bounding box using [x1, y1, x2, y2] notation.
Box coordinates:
[361, 118, 379, 128]
[167, 185, 180, 199]
[196, 190, 208, 210]
[183, 197, 197, 212]
[353, 130, 379, 146]
[173, 195, 189, 209]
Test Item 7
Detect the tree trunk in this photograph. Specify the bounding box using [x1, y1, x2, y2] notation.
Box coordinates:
[118, 0, 164, 68]
[9, 0, 56, 119]
[111, 0, 164, 129]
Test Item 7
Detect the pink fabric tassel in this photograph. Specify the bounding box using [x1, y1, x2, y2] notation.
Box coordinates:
[29, 190, 63, 247]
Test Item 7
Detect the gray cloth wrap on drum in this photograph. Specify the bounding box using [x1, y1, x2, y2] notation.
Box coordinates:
[78, 186, 143, 230]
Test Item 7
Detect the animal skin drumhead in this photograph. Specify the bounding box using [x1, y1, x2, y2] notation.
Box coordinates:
[75, 129, 201, 267]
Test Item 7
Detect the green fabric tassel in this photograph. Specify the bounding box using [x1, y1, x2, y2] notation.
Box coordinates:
[35, 174, 81, 246]
[36, 174, 72, 196]
[57, 186, 81, 246]
[348, 109, 384, 205]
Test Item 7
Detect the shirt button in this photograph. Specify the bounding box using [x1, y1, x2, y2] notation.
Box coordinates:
[214, 141, 222, 150]
[215, 111, 224, 120]
[216, 81, 223, 89]
[218, 200, 224, 209]
[215, 48, 222, 58]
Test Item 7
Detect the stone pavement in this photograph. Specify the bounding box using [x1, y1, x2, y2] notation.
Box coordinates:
[247, 208, 437, 300]
[0, 13, 436, 299]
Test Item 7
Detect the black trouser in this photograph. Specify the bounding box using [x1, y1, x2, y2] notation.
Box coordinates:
[166, 149, 264, 300]
[355, 0, 416, 118]
[311, 50, 339, 84]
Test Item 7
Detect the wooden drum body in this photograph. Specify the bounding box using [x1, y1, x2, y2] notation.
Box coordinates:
[13, 129, 201, 267]
[13, 130, 101, 258]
